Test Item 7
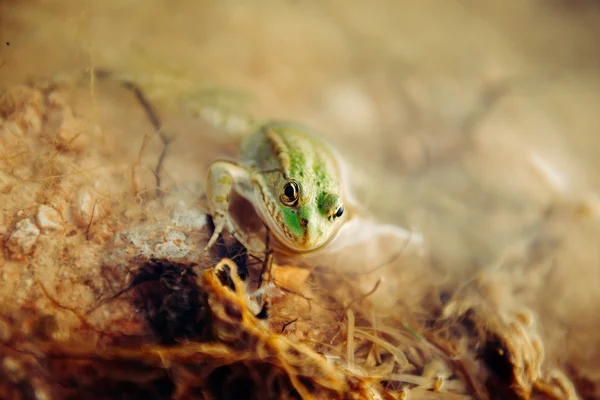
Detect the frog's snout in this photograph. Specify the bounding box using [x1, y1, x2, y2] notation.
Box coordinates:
[302, 219, 324, 248]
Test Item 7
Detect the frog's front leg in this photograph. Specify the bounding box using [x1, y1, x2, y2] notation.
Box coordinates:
[205, 160, 254, 252]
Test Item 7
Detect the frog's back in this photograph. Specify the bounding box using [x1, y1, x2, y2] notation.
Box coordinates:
[240, 122, 342, 192]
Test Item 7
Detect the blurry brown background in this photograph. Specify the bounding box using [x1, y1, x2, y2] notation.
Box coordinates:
[1, 0, 600, 397]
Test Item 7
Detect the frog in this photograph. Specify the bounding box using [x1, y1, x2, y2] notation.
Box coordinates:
[89, 72, 421, 263]
[204, 120, 349, 255]
[89, 72, 350, 256]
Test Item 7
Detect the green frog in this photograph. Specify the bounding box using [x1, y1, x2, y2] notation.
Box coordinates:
[204, 121, 349, 254]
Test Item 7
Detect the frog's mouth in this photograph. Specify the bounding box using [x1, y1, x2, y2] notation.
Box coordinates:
[255, 207, 308, 253]
[270, 225, 332, 254]
[251, 197, 339, 255]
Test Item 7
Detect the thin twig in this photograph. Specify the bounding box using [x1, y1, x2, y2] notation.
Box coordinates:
[257, 230, 272, 291]
[152, 134, 172, 197]
[340, 279, 382, 316]
[281, 318, 299, 334]
[93, 70, 173, 198]
[85, 199, 98, 241]
[120, 80, 173, 197]
[341, 229, 415, 277]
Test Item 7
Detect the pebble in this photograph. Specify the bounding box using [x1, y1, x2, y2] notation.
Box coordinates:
[72, 188, 99, 228]
[6, 218, 40, 260]
[36, 204, 63, 232]
[171, 209, 208, 231]
[153, 230, 191, 258]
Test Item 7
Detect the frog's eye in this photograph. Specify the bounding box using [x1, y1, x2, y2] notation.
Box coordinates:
[281, 180, 300, 206]
[333, 204, 344, 219]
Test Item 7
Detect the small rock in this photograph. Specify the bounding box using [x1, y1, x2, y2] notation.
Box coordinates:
[105, 221, 205, 270]
[171, 208, 208, 231]
[153, 230, 191, 258]
[36, 204, 64, 232]
[6, 218, 40, 260]
[72, 188, 100, 228]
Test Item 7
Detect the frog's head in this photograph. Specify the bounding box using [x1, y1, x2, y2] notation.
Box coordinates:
[258, 178, 346, 253]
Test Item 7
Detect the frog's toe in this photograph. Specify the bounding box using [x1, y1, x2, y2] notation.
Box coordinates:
[204, 216, 225, 252]
[203, 231, 220, 252]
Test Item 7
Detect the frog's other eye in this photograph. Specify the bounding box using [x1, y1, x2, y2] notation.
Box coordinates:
[281, 180, 300, 206]
[333, 204, 344, 219]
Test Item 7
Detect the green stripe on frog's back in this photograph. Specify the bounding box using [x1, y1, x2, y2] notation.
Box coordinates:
[264, 122, 340, 189]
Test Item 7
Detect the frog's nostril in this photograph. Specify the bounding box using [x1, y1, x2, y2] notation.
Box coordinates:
[300, 218, 308, 227]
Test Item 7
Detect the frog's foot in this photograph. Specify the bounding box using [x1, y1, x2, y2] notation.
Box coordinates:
[204, 228, 221, 253]
[205, 160, 255, 253]
[204, 212, 236, 253]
